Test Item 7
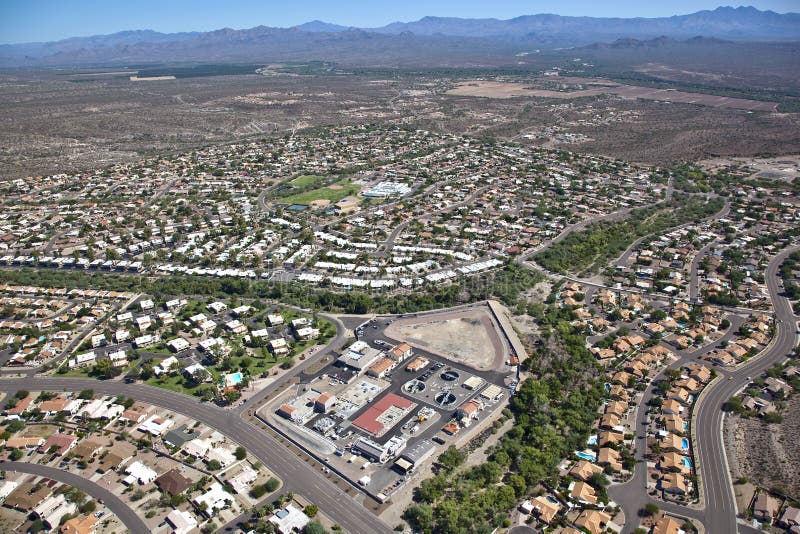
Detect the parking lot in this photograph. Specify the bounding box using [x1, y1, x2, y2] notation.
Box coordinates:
[260, 311, 517, 500]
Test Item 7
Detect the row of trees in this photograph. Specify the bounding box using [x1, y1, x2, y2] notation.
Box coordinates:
[0, 264, 541, 317]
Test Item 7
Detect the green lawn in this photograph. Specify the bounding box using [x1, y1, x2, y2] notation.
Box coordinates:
[146, 374, 198, 395]
[282, 179, 361, 206]
[288, 175, 325, 188]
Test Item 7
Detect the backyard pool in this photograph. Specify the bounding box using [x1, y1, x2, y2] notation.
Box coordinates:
[575, 450, 597, 462]
[682, 457, 693, 468]
[682, 438, 689, 450]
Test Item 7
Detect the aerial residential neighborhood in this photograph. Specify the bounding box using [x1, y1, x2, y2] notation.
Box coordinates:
[2, 2, 800, 534]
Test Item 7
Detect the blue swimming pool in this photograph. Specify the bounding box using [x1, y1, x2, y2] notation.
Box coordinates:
[587, 435, 598, 446]
[575, 451, 597, 462]
[682, 457, 693, 468]
[604, 383, 611, 392]
[681, 438, 689, 450]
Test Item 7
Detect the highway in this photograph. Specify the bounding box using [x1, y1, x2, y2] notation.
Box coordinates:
[0, 377, 392, 534]
[0, 461, 149, 534]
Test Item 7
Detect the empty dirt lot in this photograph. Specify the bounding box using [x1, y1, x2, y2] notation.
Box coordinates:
[385, 307, 505, 371]
[727, 396, 800, 499]
[447, 79, 778, 111]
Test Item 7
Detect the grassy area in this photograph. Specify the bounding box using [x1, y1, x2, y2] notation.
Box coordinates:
[288, 175, 325, 188]
[281, 178, 360, 206]
[57, 367, 94, 378]
[146, 373, 198, 395]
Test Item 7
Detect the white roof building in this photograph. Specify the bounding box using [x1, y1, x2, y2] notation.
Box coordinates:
[69, 351, 97, 368]
[193, 482, 234, 517]
[206, 446, 236, 468]
[115, 329, 130, 343]
[139, 414, 173, 436]
[154, 356, 179, 375]
[183, 437, 213, 458]
[165, 509, 198, 534]
[166, 338, 190, 352]
[0, 480, 19, 501]
[251, 328, 270, 339]
[33, 494, 76, 528]
[228, 465, 258, 494]
[124, 460, 158, 485]
[269, 504, 311, 534]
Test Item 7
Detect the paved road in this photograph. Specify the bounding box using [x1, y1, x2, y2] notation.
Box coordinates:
[0, 377, 392, 534]
[689, 239, 720, 302]
[691, 244, 799, 533]
[0, 461, 149, 534]
[235, 311, 348, 414]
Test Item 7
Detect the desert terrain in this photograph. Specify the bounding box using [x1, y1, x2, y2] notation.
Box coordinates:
[2, 69, 799, 181]
[727, 396, 800, 499]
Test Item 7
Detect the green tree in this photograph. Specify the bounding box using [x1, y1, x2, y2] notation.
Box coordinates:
[303, 504, 319, 518]
[303, 522, 327, 534]
[207, 459, 222, 471]
[265, 477, 280, 492]
[643, 503, 660, 517]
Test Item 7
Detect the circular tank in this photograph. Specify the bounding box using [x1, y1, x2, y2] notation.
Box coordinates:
[403, 380, 426, 394]
[440, 370, 460, 381]
[435, 392, 457, 406]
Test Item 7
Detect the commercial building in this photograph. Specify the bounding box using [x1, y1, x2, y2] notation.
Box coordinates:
[393, 439, 436, 474]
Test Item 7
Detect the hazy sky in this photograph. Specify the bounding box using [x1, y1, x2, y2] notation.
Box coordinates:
[1, 0, 798, 44]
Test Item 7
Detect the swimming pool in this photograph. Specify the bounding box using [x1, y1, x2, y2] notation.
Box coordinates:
[682, 457, 693, 468]
[587, 435, 598, 446]
[604, 383, 611, 392]
[228, 372, 243, 384]
[575, 451, 597, 462]
[681, 438, 689, 450]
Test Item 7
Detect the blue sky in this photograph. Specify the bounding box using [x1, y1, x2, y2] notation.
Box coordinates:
[1, 1, 797, 44]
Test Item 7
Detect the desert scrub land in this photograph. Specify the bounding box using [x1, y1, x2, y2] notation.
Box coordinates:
[727, 395, 800, 499]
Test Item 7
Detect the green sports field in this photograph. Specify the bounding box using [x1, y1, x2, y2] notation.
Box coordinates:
[282, 178, 361, 205]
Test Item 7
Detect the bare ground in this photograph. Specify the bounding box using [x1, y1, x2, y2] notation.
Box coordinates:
[727, 396, 800, 499]
[385, 308, 505, 371]
[2, 71, 800, 181]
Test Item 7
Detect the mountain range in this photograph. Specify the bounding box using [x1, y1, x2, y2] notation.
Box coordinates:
[0, 6, 798, 68]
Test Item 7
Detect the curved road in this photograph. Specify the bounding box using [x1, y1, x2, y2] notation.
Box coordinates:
[0, 377, 391, 534]
[691, 243, 799, 533]
[1, 461, 149, 534]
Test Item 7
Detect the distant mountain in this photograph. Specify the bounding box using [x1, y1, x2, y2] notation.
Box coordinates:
[294, 20, 351, 33]
[367, 6, 800, 41]
[0, 6, 797, 68]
